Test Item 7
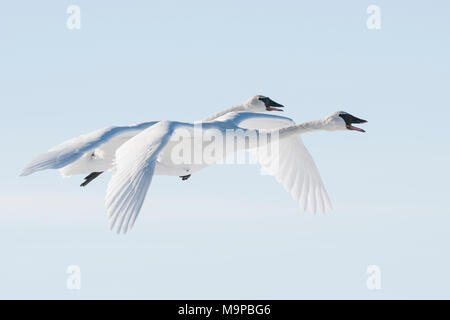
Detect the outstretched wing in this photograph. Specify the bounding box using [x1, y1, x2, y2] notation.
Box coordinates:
[256, 135, 332, 213]
[20, 122, 157, 176]
[226, 112, 332, 213]
[106, 121, 172, 234]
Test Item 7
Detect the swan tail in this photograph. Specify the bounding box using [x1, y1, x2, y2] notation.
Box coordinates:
[20, 149, 84, 177]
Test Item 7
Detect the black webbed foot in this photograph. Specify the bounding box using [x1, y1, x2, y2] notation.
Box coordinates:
[80, 171, 103, 187]
[180, 174, 191, 181]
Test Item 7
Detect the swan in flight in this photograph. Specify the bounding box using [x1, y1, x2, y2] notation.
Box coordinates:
[21, 95, 284, 186]
[21, 95, 367, 233]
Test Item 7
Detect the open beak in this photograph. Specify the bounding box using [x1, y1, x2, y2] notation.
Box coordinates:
[267, 106, 284, 111]
[346, 124, 366, 132]
[261, 97, 284, 111]
[346, 116, 367, 132]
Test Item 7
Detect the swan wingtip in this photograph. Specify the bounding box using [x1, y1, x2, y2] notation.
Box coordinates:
[20, 168, 33, 177]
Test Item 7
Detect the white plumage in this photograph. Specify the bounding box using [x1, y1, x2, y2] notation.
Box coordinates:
[21, 122, 157, 177]
[22, 95, 366, 233]
[106, 121, 172, 234]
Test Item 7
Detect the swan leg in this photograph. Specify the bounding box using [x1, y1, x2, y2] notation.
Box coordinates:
[179, 174, 191, 181]
[80, 171, 103, 187]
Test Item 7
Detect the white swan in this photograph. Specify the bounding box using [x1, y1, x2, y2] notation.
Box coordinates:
[20, 95, 284, 186]
[22, 96, 367, 233]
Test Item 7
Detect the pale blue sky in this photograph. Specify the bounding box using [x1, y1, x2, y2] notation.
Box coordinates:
[1, 0, 449, 299]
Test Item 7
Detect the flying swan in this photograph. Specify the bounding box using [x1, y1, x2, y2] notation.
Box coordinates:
[21, 95, 367, 233]
[20, 96, 285, 185]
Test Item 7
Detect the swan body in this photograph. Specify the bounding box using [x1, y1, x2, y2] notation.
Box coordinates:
[21, 95, 367, 233]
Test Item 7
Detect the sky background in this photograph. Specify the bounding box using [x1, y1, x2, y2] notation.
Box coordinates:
[0, 0, 449, 299]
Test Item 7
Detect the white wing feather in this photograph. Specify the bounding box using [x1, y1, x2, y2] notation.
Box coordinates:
[226, 112, 332, 213]
[21, 122, 157, 176]
[256, 135, 332, 213]
[105, 121, 172, 234]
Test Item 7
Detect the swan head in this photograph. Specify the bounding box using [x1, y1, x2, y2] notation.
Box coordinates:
[324, 111, 367, 132]
[245, 95, 284, 112]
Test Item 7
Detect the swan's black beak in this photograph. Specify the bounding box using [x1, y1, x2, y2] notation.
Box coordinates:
[339, 113, 367, 132]
[259, 97, 284, 111]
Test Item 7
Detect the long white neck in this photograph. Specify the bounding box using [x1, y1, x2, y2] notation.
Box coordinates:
[277, 119, 327, 139]
[202, 103, 247, 122]
[236, 119, 329, 151]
